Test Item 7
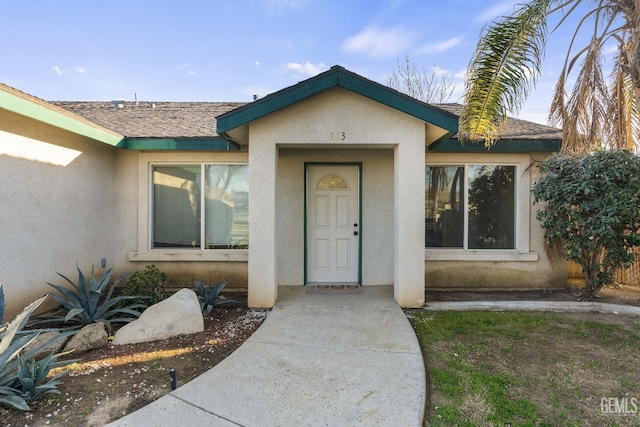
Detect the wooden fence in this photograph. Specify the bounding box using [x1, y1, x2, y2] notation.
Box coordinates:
[568, 257, 640, 286]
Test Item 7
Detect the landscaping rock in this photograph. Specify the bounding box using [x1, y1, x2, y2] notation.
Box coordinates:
[112, 288, 203, 345]
[63, 322, 109, 354]
[22, 331, 66, 360]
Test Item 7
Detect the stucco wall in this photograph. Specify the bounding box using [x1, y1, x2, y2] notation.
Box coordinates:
[0, 109, 117, 318]
[112, 149, 138, 270]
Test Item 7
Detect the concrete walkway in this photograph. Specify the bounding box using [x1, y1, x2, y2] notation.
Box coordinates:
[107, 286, 425, 427]
[424, 300, 640, 316]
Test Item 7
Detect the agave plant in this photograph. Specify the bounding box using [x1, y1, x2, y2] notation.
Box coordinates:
[194, 278, 237, 314]
[16, 353, 68, 403]
[0, 287, 73, 411]
[36, 264, 147, 327]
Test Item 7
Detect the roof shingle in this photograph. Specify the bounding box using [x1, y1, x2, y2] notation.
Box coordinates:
[436, 103, 561, 141]
[52, 100, 561, 141]
[52, 101, 244, 138]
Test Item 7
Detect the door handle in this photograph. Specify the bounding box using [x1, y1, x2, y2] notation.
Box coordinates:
[353, 231, 358, 236]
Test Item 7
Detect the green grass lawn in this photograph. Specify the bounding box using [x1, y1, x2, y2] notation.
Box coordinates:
[408, 310, 640, 427]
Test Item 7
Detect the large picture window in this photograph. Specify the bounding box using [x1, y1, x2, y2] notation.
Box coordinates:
[426, 164, 516, 250]
[152, 164, 248, 250]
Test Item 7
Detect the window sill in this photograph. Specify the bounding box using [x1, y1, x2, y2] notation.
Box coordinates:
[129, 250, 248, 262]
[425, 250, 538, 262]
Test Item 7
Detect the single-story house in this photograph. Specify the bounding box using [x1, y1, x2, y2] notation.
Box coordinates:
[0, 65, 566, 318]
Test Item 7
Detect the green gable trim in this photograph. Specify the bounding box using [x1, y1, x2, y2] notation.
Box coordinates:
[0, 89, 123, 146]
[430, 131, 456, 147]
[217, 66, 459, 134]
[428, 138, 561, 152]
[119, 137, 239, 150]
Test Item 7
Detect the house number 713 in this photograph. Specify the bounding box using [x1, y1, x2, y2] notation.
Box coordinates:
[329, 131, 346, 141]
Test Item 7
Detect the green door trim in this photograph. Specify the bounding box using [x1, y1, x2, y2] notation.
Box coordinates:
[304, 162, 363, 285]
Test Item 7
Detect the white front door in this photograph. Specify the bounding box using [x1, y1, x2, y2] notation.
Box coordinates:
[306, 165, 360, 283]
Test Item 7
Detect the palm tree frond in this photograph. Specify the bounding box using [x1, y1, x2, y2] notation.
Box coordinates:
[549, 69, 568, 129]
[460, 0, 553, 146]
[462, 0, 640, 153]
[608, 41, 640, 152]
[562, 38, 610, 153]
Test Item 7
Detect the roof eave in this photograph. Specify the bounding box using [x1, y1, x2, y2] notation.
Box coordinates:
[0, 85, 124, 146]
[120, 137, 239, 150]
[428, 137, 562, 152]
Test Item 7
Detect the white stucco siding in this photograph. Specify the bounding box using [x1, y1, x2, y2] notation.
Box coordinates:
[0, 110, 117, 318]
[113, 149, 138, 267]
[394, 139, 426, 307]
[249, 87, 422, 147]
[361, 151, 395, 285]
[247, 132, 278, 307]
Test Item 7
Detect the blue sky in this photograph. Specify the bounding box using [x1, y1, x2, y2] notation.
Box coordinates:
[1, 0, 593, 124]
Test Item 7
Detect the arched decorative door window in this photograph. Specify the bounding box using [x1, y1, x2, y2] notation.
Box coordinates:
[317, 173, 349, 190]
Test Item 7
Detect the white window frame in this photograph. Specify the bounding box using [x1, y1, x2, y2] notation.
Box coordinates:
[129, 152, 249, 262]
[425, 153, 538, 262]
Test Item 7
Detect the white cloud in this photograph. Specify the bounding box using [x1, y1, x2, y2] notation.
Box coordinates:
[476, 1, 521, 23]
[454, 68, 468, 79]
[52, 66, 62, 76]
[254, 61, 261, 66]
[177, 63, 199, 75]
[341, 26, 415, 60]
[415, 37, 462, 55]
[263, 0, 312, 13]
[76, 67, 86, 73]
[286, 61, 327, 78]
[431, 65, 448, 76]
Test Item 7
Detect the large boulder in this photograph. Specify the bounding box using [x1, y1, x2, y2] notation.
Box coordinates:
[112, 288, 203, 345]
[63, 322, 109, 354]
[22, 331, 67, 360]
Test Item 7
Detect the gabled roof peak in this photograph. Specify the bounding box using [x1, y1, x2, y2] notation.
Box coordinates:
[216, 65, 459, 136]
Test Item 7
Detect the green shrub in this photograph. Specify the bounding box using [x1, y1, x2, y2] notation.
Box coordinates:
[35, 264, 147, 328]
[533, 151, 640, 299]
[194, 279, 237, 314]
[0, 287, 73, 411]
[121, 265, 169, 307]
